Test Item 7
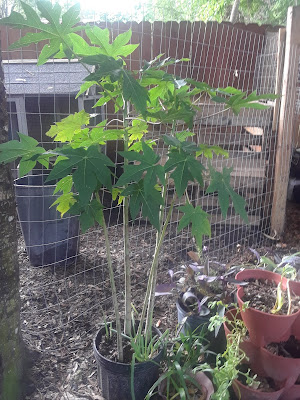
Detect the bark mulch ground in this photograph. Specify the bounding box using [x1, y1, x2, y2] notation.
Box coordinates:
[20, 201, 300, 400]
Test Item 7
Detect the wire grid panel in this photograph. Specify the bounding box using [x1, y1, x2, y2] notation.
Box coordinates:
[2, 20, 279, 350]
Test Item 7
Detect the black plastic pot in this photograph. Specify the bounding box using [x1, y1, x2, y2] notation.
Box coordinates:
[176, 296, 226, 354]
[93, 325, 164, 400]
[15, 175, 80, 267]
[176, 295, 211, 335]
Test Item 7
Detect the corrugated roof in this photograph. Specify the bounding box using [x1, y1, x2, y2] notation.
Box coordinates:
[3, 61, 90, 95]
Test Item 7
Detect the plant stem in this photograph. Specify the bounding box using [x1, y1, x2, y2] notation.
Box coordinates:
[96, 193, 123, 361]
[287, 279, 292, 315]
[141, 121, 176, 336]
[123, 100, 132, 336]
[138, 200, 174, 338]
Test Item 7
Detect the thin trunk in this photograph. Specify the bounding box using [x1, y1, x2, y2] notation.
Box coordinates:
[138, 200, 174, 338]
[123, 103, 131, 336]
[0, 47, 23, 400]
[101, 209, 124, 361]
[230, 0, 241, 23]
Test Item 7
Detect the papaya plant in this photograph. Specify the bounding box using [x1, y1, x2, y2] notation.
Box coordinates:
[0, 1, 277, 362]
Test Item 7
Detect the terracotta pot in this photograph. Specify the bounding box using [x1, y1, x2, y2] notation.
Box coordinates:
[158, 371, 214, 400]
[235, 269, 300, 346]
[233, 378, 285, 400]
[290, 279, 300, 337]
[280, 384, 300, 400]
[223, 309, 300, 386]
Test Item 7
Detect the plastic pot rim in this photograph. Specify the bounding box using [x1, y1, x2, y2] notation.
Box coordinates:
[14, 175, 56, 188]
[176, 294, 210, 317]
[93, 324, 163, 368]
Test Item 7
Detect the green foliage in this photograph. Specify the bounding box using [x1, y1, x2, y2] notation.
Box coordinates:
[146, 331, 210, 400]
[121, 180, 164, 230]
[46, 146, 114, 206]
[47, 110, 90, 142]
[199, 304, 250, 400]
[0, 0, 275, 241]
[0, 133, 47, 173]
[206, 167, 248, 223]
[0, 1, 276, 363]
[178, 204, 211, 249]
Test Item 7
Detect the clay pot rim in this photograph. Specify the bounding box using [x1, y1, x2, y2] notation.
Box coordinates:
[235, 269, 300, 318]
[224, 308, 300, 354]
[233, 377, 286, 394]
[237, 286, 300, 318]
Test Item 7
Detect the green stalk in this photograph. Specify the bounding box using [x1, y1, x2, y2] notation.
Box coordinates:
[123, 100, 132, 336]
[140, 121, 177, 338]
[96, 194, 123, 361]
[138, 200, 174, 338]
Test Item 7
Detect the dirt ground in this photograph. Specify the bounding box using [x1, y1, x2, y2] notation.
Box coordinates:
[20, 200, 300, 400]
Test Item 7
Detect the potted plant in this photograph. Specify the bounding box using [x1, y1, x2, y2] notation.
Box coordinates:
[0, 2, 276, 398]
[235, 268, 300, 346]
[209, 304, 287, 400]
[146, 332, 215, 399]
[223, 307, 300, 389]
[155, 253, 246, 353]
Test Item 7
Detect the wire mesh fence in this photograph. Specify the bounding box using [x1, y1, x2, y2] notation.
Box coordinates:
[1, 15, 294, 356]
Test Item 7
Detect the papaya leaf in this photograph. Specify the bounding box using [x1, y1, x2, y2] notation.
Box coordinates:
[196, 144, 229, 159]
[83, 56, 123, 82]
[1, 1, 83, 63]
[121, 181, 163, 230]
[117, 142, 165, 193]
[206, 167, 248, 223]
[122, 70, 149, 117]
[53, 175, 73, 194]
[85, 26, 112, 55]
[0, 133, 45, 164]
[76, 81, 98, 99]
[51, 192, 76, 217]
[164, 151, 205, 197]
[178, 203, 211, 249]
[18, 159, 36, 176]
[46, 146, 114, 206]
[37, 38, 62, 65]
[46, 110, 90, 142]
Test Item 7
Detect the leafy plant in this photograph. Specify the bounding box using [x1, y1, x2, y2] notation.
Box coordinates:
[199, 303, 255, 400]
[146, 331, 214, 400]
[155, 252, 247, 317]
[250, 248, 300, 280]
[247, 248, 300, 315]
[0, 1, 275, 362]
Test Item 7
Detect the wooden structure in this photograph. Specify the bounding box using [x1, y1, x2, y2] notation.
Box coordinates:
[271, 6, 300, 236]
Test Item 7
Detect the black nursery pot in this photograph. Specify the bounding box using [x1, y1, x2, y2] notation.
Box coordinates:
[93, 325, 164, 400]
[176, 296, 226, 353]
[15, 175, 80, 267]
[176, 295, 210, 335]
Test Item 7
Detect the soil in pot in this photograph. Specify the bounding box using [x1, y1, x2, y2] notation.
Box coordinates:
[97, 329, 160, 364]
[236, 269, 300, 346]
[233, 365, 285, 400]
[242, 278, 300, 315]
[238, 365, 280, 392]
[266, 335, 300, 358]
[93, 324, 164, 400]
